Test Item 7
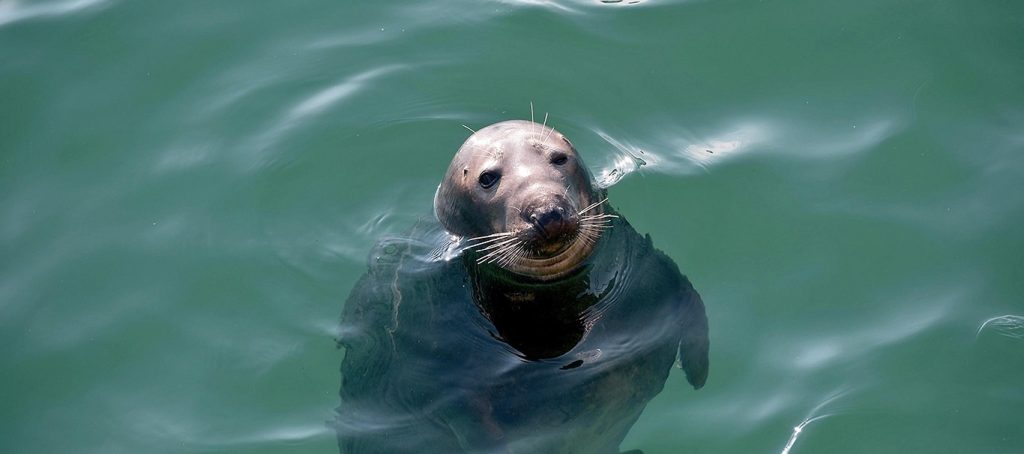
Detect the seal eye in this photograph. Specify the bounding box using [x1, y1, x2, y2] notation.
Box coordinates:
[551, 153, 569, 166]
[478, 171, 500, 189]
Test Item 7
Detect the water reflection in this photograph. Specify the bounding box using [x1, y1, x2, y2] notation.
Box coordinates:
[0, 0, 110, 28]
[976, 315, 1024, 340]
[779, 389, 850, 454]
[588, 115, 900, 182]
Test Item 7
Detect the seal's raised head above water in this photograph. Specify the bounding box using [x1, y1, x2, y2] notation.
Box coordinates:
[434, 120, 607, 280]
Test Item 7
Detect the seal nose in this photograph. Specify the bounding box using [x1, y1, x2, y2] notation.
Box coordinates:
[529, 206, 572, 239]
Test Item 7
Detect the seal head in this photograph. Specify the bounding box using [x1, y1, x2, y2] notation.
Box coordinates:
[434, 120, 607, 280]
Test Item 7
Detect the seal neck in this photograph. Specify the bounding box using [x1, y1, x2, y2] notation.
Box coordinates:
[463, 213, 627, 360]
[466, 261, 598, 360]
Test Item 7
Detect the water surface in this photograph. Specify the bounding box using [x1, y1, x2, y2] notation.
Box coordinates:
[2, 0, 1022, 452]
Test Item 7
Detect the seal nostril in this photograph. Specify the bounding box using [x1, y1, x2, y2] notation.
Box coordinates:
[538, 209, 564, 227]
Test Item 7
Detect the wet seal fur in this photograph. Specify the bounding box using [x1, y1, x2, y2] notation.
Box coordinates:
[336, 120, 709, 453]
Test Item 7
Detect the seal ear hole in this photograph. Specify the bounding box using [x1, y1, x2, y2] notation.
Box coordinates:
[479, 171, 500, 189]
[551, 153, 569, 166]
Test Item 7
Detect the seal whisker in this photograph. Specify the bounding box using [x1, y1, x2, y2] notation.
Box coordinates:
[478, 250, 503, 264]
[478, 239, 522, 264]
[483, 246, 516, 266]
[577, 232, 597, 248]
[477, 249, 510, 264]
[577, 219, 609, 244]
[468, 232, 516, 243]
[516, 244, 531, 264]
[467, 236, 517, 249]
[502, 241, 525, 266]
[580, 216, 617, 223]
[541, 112, 555, 143]
[510, 246, 528, 267]
[581, 219, 617, 224]
[496, 244, 523, 268]
[467, 231, 514, 241]
[580, 213, 617, 219]
[465, 235, 514, 248]
[468, 238, 511, 247]
[475, 236, 522, 252]
[577, 198, 610, 215]
[477, 244, 519, 259]
[483, 239, 516, 253]
[580, 216, 618, 224]
[479, 250, 499, 264]
[488, 247, 507, 266]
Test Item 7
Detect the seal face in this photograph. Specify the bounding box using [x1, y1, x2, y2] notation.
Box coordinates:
[434, 120, 608, 280]
[336, 120, 710, 454]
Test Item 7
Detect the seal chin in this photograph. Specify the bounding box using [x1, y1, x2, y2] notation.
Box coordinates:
[529, 236, 574, 257]
[504, 235, 597, 281]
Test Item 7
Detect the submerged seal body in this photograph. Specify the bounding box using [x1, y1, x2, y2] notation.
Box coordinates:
[336, 120, 709, 453]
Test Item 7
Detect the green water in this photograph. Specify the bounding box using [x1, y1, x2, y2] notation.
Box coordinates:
[2, 0, 1022, 452]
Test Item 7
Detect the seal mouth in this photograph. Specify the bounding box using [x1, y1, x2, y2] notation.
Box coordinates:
[525, 232, 574, 258]
[465, 198, 617, 280]
[526, 209, 579, 256]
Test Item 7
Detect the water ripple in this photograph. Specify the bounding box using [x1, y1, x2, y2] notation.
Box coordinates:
[593, 130, 649, 187]
[0, 0, 110, 28]
[779, 389, 851, 454]
[589, 114, 899, 186]
[976, 315, 1024, 340]
[121, 406, 332, 449]
[786, 291, 956, 371]
[497, 0, 580, 13]
[497, 0, 673, 11]
[242, 64, 407, 171]
[287, 67, 404, 121]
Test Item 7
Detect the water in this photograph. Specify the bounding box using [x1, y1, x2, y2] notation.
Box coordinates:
[1, 0, 1022, 452]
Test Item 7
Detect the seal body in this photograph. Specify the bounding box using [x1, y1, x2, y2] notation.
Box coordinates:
[336, 121, 709, 453]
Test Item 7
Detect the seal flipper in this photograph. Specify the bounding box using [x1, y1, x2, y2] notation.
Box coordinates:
[677, 279, 709, 389]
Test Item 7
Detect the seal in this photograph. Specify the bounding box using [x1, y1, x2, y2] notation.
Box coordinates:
[335, 120, 709, 454]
